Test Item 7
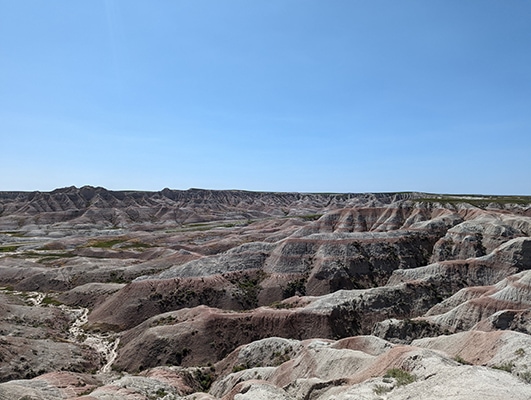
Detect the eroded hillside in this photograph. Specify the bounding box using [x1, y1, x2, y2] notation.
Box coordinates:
[0, 187, 530, 399]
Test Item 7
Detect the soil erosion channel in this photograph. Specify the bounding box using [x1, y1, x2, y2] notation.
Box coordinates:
[1, 288, 119, 374]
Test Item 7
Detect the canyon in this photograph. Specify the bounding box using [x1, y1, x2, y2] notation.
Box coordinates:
[0, 186, 530, 399]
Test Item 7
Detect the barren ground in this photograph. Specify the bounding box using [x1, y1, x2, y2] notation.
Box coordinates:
[0, 187, 530, 399]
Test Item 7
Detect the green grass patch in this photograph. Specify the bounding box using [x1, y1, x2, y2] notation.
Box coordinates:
[299, 214, 323, 221]
[0, 245, 20, 252]
[384, 368, 417, 386]
[86, 238, 124, 249]
[41, 296, 63, 306]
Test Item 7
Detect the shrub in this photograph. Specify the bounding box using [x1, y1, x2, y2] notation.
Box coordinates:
[515, 348, 526, 357]
[492, 362, 514, 373]
[453, 355, 471, 365]
[42, 296, 62, 306]
[519, 371, 531, 383]
[194, 369, 215, 392]
[283, 278, 306, 298]
[384, 368, 417, 386]
[373, 384, 391, 394]
[232, 364, 248, 373]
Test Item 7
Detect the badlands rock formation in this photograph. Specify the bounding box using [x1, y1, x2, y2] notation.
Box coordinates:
[0, 187, 530, 399]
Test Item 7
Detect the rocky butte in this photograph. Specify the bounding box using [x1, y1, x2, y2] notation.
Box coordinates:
[0, 186, 530, 399]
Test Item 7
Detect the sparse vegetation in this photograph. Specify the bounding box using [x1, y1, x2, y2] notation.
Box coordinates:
[194, 369, 215, 392]
[299, 214, 323, 221]
[151, 315, 177, 327]
[282, 278, 307, 298]
[174, 220, 249, 232]
[230, 271, 268, 309]
[166, 348, 191, 366]
[86, 238, 125, 249]
[41, 296, 62, 306]
[152, 388, 167, 398]
[519, 370, 531, 384]
[232, 364, 249, 373]
[414, 194, 531, 207]
[0, 245, 20, 252]
[372, 369, 416, 395]
[271, 349, 291, 366]
[108, 271, 127, 283]
[373, 384, 391, 395]
[384, 368, 417, 386]
[454, 355, 471, 365]
[270, 301, 296, 309]
[2, 187, 531, 396]
[492, 362, 514, 373]
[79, 388, 94, 396]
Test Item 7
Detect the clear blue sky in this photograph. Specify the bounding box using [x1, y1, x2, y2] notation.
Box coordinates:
[1, 1, 530, 194]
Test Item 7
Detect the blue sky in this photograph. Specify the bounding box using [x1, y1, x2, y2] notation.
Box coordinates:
[1, 1, 530, 194]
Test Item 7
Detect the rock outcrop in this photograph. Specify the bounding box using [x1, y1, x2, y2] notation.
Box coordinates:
[0, 187, 530, 398]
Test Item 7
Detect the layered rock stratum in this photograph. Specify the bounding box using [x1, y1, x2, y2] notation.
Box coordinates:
[0, 186, 530, 399]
